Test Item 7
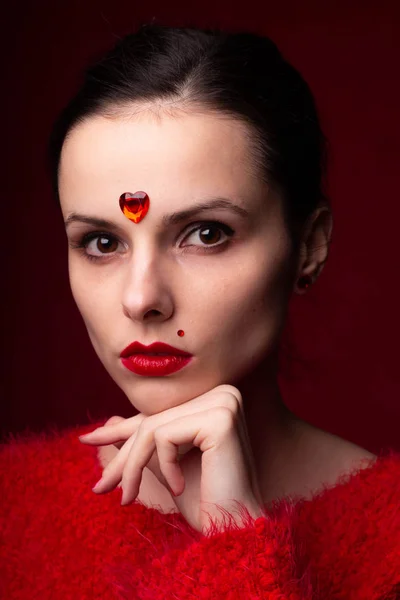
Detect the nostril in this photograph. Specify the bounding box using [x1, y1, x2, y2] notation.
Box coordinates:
[145, 309, 162, 318]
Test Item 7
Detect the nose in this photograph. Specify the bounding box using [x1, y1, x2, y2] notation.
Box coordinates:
[120, 250, 174, 324]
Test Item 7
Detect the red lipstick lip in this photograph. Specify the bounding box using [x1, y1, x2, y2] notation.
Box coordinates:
[120, 341, 192, 358]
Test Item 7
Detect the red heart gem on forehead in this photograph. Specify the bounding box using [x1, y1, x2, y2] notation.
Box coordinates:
[119, 192, 150, 223]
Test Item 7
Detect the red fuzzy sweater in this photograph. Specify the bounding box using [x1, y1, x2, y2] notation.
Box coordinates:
[0, 419, 399, 599]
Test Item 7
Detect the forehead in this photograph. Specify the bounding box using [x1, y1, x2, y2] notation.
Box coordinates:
[58, 111, 260, 206]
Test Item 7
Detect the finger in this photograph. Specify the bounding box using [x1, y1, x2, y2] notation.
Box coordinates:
[92, 432, 138, 494]
[104, 416, 126, 450]
[154, 428, 186, 497]
[78, 414, 144, 445]
[173, 408, 258, 519]
[114, 440, 125, 451]
[80, 387, 242, 447]
[120, 424, 157, 505]
[118, 393, 245, 505]
[125, 386, 242, 448]
[120, 406, 245, 507]
[104, 416, 125, 426]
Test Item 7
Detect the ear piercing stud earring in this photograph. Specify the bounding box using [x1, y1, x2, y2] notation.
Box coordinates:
[298, 275, 312, 290]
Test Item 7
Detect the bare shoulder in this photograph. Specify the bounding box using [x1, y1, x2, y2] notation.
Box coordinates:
[265, 419, 379, 504]
[298, 423, 377, 492]
[316, 428, 376, 470]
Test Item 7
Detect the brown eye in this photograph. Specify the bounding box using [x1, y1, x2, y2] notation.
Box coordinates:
[81, 233, 122, 258]
[69, 231, 126, 263]
[198, 226, 222, 245]
[183, 222, 234, 250]
[94, 236, 118, 254]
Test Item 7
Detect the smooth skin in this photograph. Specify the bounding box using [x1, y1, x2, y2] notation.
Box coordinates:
[59, 105, 375, 531]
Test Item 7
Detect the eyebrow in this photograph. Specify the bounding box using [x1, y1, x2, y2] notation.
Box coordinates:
[64, 197, 250, 229]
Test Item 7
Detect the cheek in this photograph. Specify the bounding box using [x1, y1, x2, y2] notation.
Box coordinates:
[68, 262, 90, 319]
[68, 260, 111, 339]
[209, 254, 293, 368]
[223, 280, 280, 339]
[220, 255, 291, 325]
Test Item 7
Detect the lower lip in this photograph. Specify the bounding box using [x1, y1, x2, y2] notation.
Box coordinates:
[121, 354, 193, 376]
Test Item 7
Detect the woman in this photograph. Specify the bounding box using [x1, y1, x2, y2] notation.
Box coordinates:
[1, 23, 399, 599]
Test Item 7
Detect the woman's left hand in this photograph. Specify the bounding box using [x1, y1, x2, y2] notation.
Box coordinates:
[78, 384, 265, 533]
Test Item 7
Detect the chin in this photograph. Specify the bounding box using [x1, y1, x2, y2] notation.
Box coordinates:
[119, 382, 201, 414]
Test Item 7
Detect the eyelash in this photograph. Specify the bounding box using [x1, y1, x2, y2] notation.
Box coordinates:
[70, 221, 235, 263]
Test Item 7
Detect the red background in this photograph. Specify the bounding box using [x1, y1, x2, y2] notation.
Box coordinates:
[2, 1, 399, 454]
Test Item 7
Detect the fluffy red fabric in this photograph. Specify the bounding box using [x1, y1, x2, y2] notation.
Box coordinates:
[0, 420, 399, 599]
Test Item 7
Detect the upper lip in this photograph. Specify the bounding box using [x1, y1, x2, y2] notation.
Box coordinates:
[120, 341, 192, 358]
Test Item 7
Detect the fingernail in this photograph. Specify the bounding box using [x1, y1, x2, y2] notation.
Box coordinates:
[121, 488, 133, 506]
[92, 478, 104, 492]
[79, 432, 98, 443]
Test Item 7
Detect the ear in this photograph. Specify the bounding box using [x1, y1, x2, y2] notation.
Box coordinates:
[293, 205, 333, 295]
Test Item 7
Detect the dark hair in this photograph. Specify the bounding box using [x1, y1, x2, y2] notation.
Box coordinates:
[47, 23, 329, 253]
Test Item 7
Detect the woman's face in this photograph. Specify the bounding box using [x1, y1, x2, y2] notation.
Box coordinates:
[59, 109, 296, 415]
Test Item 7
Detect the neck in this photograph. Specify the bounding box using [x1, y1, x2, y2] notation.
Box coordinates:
[236, 353, 308, 506]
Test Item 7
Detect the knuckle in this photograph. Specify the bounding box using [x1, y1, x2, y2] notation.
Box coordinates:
[215, 385, 243, 406]
[222, 394, 241, 415]
[137, 417, 152, 437]
[214, 406, 236, 428]
[153, 426, 168, 442]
